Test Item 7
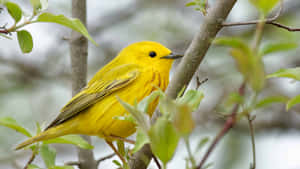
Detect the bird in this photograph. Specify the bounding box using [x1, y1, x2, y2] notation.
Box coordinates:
[15, 41, 182, 163]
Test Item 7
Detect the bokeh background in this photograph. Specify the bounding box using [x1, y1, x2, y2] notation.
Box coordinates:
[1, 0, 300, 169]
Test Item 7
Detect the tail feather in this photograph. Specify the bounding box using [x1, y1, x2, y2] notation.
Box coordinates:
[15, 125, 70, 150]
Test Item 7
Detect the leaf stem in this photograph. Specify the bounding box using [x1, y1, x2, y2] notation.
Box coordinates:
[247, 115, 256, 169]
[184, 136, 196, 168]
[252, 15, 265, 52]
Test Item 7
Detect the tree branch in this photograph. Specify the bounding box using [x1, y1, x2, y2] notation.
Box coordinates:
[129, 0, 238, 168]
[196, 83, 245, 169]
[222, 1, 300, 32]
[70, 0, 97, 169]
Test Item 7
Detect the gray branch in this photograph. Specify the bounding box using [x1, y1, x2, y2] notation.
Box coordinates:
[70, 0, 97, 169]
[129, 0, 237, 168]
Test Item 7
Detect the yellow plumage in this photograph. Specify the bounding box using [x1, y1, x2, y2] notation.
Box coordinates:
[15, 41, 180, 150]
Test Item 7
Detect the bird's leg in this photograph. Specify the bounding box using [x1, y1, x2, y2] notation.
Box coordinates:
[109, 135, 135, 144]
[105, 140, 126, 165]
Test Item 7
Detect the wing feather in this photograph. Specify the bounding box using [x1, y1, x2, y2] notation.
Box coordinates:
[45, 64, 140, 130]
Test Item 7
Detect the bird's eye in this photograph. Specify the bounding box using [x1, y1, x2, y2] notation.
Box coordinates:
[149, 51, 157, 58]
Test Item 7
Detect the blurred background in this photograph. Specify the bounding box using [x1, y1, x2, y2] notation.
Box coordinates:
[0, 0, 300, 169]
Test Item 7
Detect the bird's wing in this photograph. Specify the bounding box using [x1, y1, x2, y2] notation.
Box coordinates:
[45, 64, 140, 130]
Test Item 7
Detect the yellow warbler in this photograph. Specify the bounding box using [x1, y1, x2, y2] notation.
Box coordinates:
[15, 41, 182, 161]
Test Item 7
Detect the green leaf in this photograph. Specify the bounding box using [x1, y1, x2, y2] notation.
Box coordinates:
[255, 96, 288, 109]
[249, 0, 280, 15]
[173, 104, 195, 135]
[0, 33, 13, 40]
[176, 90, 204, 112]
[225, 92, 244, 107]
[27, 164, 42, 169]
[137, 90, 161, 113]
[17, 30, 33, 53]
[53, 166, 74, 169]
[259, 42, 298, 56]
[117, 97, 151, 131]
[214, 37, 249, 52]
[37, 13, 97, 45]
[186, 2, 196, 6]
[267, 67, 300, 81]
[132, 129, 150, 153]
[286, 94, 300, 111]
[195, 137, 209, 153]
[186, 0, 207, 15]
[149, 117, 180, 164]
[112, 160, 122, 167]
[5, 2, 22, 23]
[230, 48, 265, 92]
[0, 117, 31, 137]
[40, 144, 56, 168]
[43, 135, 93, 149]
[117, 140, 125, 157]
[30, 0, 48, 13]
[215, 37, 266, 92]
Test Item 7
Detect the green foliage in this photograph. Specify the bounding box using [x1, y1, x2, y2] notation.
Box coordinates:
[30, 0, 48, 14]
[255, 96, 288, 109]
[215, 37, 265, 92]
[5, 2, 22, 23]
[132, 129, 150, 153]
[249, 0, 280, 15]
[36, 13, 97, 46]
[0, 116, 32, 137]
[117, 96, 151, 131]
[0, 0, 97, 53]
[148, 117, 180, 164]
[28, 164, 42, 169]
[195, 137, 209, 153]
[17, 30, 33, 53]
[40, 144, 56, 168]
[267, 67, 300, 81]
[225, 92, 244, 107]
[259, 42, 298, 56]
[118, 89, 204, 167]
[186, 0, 207, 15]
[43, 135, 94, 149]
[286, 95, 300, 111]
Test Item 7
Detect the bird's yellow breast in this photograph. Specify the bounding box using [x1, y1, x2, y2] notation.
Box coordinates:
[63, 68, 169, 139]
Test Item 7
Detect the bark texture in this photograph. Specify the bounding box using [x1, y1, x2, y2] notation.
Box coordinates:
[70, 0, 97, 169]
[129, 0, 237, 168]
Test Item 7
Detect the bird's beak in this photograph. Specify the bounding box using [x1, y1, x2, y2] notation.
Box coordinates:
[160, 53, 183, 59]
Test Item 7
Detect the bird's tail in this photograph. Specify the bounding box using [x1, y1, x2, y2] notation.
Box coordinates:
[15, 125, 71, 150]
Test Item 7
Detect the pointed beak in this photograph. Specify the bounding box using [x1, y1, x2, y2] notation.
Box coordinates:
[160, 53, 183, 59]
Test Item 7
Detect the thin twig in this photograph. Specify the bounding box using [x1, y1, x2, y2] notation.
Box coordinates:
[23, 151, 37, 169]
[96, 153, 115, 166]
[152, 154, 161, 169]
[65, 153, 116, 167]
[196, 83, 246, 169]
[109, 135, 136, 144]
[247, 115, 256, 169]
[222, 1, 300, 32]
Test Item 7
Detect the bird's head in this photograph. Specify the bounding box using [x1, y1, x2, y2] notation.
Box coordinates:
[117, 41, 182, 72]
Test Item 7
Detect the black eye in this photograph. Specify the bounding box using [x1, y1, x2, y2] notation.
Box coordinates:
[149, 51, 156, 58]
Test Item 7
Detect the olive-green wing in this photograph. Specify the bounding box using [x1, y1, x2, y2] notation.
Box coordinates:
[45, 64, 140, 130]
